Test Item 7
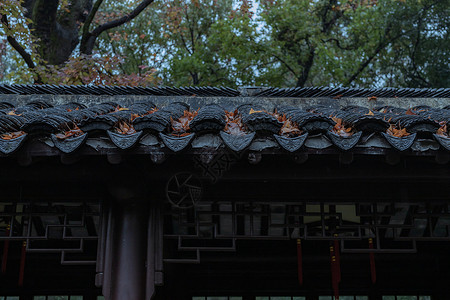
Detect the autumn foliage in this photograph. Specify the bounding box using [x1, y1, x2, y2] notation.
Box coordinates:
[224, 110, 247, 135]
[113, 106, 158, 135]
[386, 124, 410, 137]
[54, 125, 84, 140]
[171, 110, 198, 137]
[115, 120, 137, 135]
[1, 131, 25, 140]
[436, 122, 448, 138]
[331, 117, 354, 137]
[38, 55, 159, 86]
[272, 111, 302, 137]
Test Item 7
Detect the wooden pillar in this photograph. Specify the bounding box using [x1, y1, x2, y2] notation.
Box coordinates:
[98, 182, 164, 300]
[109, 200, 148, 300]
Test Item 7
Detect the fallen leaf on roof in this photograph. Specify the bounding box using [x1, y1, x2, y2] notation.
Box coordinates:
[224, 110, 247, 135]
[331, 117, 354, 137]
[1, 131, 25, 140]
[405, 109, 417, 115]
[116, 120, 136, 135]
[7, 111, 21, 116]
[387, 124, 410, 137]
[436, 122, 448, 138]
[55, 124, 84, 140]
[249, 108, 264, 114]
[114, 105, 129, 112]
[171, 109, 198, 137]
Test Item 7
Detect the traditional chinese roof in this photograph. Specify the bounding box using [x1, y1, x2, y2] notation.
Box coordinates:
[0, 85, 449, 158]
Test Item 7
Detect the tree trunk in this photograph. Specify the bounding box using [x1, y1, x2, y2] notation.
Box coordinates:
[296, 47, 315, 87]
[24, 0, 92, 65]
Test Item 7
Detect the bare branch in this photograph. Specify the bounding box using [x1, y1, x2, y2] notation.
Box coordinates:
[272, 54, 298, 79]
[0, 15, 35, 69]
[80, 0, 104, 53]
[81, 0, 154, 54]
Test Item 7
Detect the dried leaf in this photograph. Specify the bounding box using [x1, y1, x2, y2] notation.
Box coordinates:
[55, 124, 84, 139]
[171, 109, 198, 136]
[249, 108, 264, 114]
[387, 124, 410, 137]
[7, 111, 22, 116]
[437, 122, 448, 138]
[115, 120, 136, 135]
[332, 117, 354, 137]
[1, 131, 26, 140]
[405, 108, 417, 115]
[224, 110, 247, 135]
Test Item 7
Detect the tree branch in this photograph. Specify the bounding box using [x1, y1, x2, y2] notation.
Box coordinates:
[409, 7, 431, 87]
[323, 38, 356, 51]
[344, 23, 395, 86]
[80, 0, 104, 52]
[272, 54, 298, 79]
[0, 15, 35, 69]
[81, 0, 154, 54]
[296, 45, 315, 87]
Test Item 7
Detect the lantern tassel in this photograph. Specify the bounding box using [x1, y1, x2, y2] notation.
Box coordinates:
[1, 223, 10, 274]
[296, 239, 303, 285]
[369, 238, 376, 284]
[18, 241, 26, 287]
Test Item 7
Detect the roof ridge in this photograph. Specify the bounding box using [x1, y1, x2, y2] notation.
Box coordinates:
[0, 84, 449, 98]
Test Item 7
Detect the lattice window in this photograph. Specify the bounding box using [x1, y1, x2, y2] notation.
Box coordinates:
[382, 297, 431, 300]
[33, 297, 82, 300]
[318, 297, 368, 300]
[192, 297, 242, 300]
[256, 297, 306, 300]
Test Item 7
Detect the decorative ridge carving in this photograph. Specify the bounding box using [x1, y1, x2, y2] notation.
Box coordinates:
[220, 131, 256, 152]
[273, 133, 308, 152]
[51, 133, 88, 154]
[0, 134, 27, 154]
[327, 131, 362, 151]
[107, 130, 143, 150]
[159, 133, 195, 152]
[433, 134, 450, 151]
[381, 132, 417, 151]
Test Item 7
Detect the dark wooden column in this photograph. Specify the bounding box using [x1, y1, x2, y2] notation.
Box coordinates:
[97, 181, 164, 300]
[109, 200, 148, 300]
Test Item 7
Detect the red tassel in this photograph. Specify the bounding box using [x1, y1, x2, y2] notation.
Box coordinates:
[1, 223, 10, 274]
[296, 239, 303, 285]
[330, 246, 339, 300]
[18, 241, 26, 287]
[369, 238, 376, 284]
[334, 236, 341, 283]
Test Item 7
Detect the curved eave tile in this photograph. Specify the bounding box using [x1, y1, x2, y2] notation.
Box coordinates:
[107, 130, 143, 150]
[0, 134, 27, 154]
